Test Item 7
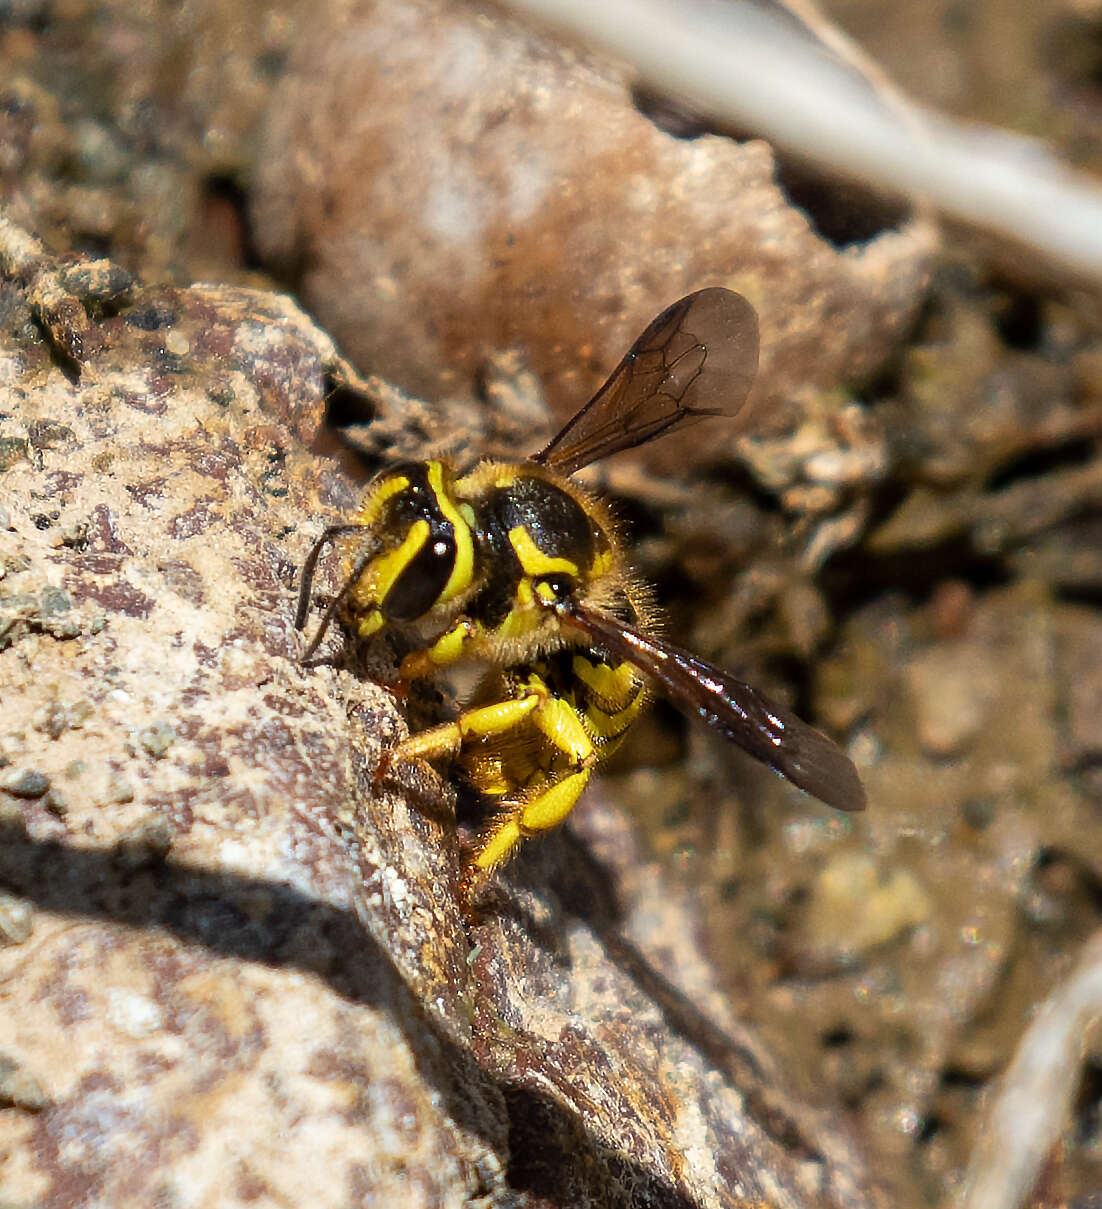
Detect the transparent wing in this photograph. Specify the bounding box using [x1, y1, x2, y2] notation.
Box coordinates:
[563, 602, 866, 813]
[533, 288, 760, 476]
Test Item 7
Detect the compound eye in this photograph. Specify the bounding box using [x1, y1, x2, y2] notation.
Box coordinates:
[383, 531, 457, 622]
[535, 574, 576, 603]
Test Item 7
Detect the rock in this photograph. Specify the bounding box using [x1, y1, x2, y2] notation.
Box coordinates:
[0, 233, 885, 1208]
[252, 0, 935, 472]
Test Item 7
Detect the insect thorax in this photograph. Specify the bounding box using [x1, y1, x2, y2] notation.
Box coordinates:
[459, 464, 616, 628]
[340, 459, 618, 655]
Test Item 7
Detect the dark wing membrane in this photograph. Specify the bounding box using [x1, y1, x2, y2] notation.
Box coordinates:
[534, 288, 760, 476]
[563, 603, 866, 812]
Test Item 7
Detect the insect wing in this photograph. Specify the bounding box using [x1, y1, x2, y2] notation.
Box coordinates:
[534, 288, 760, 476]
[563, 604, 866, 813]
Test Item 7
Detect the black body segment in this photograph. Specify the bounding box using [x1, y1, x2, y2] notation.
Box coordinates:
[491, 475, 596, 567]
[466, 503, 522, 630]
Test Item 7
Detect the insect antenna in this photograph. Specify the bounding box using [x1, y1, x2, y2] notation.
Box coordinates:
[295, 524, 378, 660]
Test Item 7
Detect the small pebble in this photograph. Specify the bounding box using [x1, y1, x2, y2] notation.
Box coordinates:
[164, 328, 191, 356]
[0, 1055, 49, 1111]
[802, 852, 933, 965]
[114, 816, 174, 870]
[3, 769, 50, 799]
[103, 771, 135, 804]
[138, 720, 175, 760]
[0, 892, 34, 945]
[57, 522, 89, 549]
[42, 789, 67, 818]
[35, 699, 68, 739]
[906, 644, 999, 758]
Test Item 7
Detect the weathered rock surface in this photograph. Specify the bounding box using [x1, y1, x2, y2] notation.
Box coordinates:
[0, 238, 885, 1208]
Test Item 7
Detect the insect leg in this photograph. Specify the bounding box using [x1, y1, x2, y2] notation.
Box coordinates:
[392, 694, 543, 764]
[468, 685, 598, 878]
[394, 619, 478, 686]
[470, 768, 592, 880]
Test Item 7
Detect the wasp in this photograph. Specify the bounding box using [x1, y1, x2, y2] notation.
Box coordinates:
[296, 288, 866, 899]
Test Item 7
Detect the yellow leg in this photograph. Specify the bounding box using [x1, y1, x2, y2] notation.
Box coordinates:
[396, 620, 477, 684]
[467, 681, 599, 884]
[393, 694, 541, 764]
[471, 768, 592, 873]
[388, 671, 600, 899]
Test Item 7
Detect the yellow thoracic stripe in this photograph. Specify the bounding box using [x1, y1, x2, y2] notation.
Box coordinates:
[507, 526, 579, 578]
[496, 599, 536, 639]
[370, 519, 430, 607]
[591, 545, 614, 576]
[426, 461, 475, 603]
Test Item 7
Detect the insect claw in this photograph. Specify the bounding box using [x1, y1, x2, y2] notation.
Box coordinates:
[458, 861, 492, 923]
[373, 747, 394, 786]
[388, 678, 413, 700]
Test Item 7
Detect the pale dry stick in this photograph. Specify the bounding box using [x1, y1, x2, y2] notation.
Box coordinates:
[504, 0, 1102, 282]
[960, 927, 1102, 1209]
[772, 0, 930, 146]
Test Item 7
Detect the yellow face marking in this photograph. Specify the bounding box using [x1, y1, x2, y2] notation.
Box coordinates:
[507, 526, 579, 579]
[426, 461, 475, 604]
[352, 472, 410, 527]
[366, 518, 430, 607]
[496, 604, 537, 640]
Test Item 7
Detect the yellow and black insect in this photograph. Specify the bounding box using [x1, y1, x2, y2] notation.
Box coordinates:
[296, 288, 866, 897]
